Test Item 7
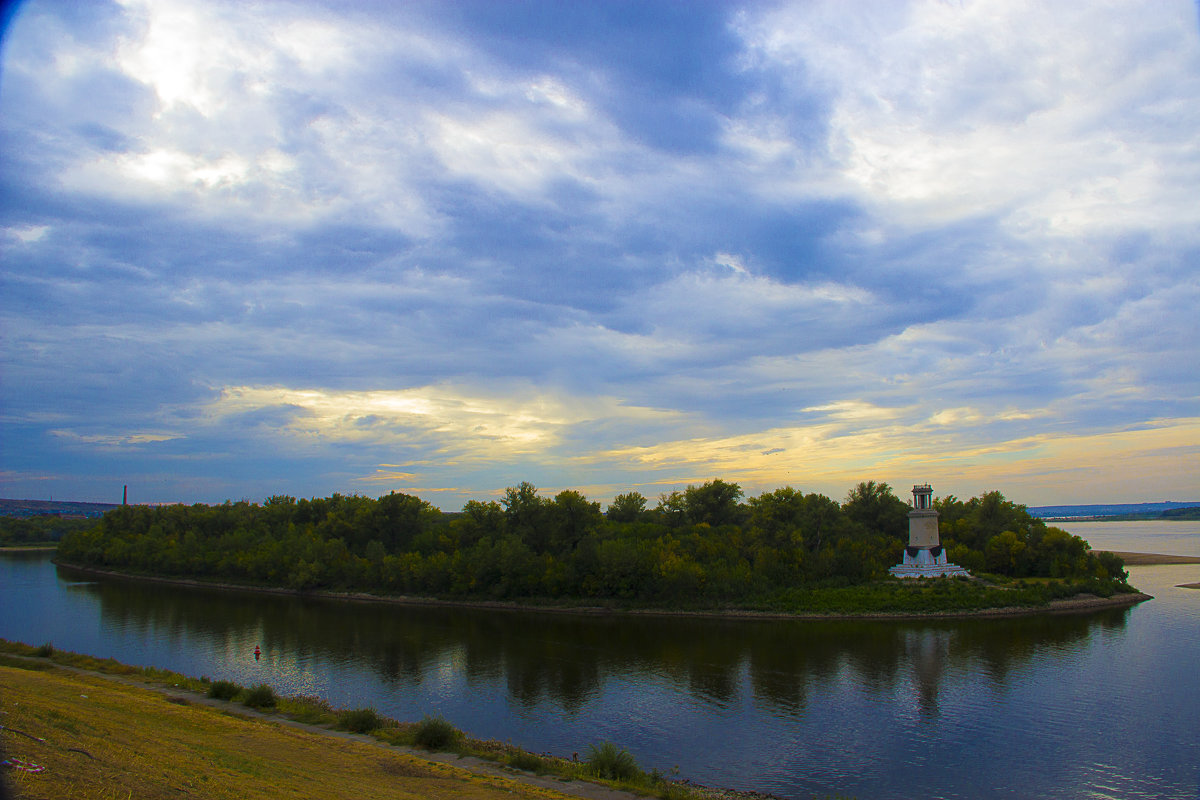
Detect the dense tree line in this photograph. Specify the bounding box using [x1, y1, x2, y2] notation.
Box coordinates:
[0, 515, 97, 545]
[57, 481, 1127, 603]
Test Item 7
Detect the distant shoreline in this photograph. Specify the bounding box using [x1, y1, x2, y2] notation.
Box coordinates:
[50, 561, 1152, 622]
[1045, 516, 1200, 522]
[1032, 504, 1200, 522]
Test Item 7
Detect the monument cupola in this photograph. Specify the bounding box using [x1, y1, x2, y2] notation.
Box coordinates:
[913, 484, 932, 510]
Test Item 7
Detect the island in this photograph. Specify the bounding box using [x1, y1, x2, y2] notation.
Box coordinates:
[50, 481, 1142, 617]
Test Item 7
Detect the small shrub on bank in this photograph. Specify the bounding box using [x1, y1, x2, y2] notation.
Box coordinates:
[586, 741, 641, 782]
[207, 680, 241, 701]
[655, 782, 694, 800]
[242, 683, 277, 709]
[412, 714, 464, 750]
[34, 642, 54, 657]
[507, 751, 547, 773]
[336, 707, 385, 734]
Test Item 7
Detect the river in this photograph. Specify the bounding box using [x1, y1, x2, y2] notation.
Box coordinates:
[2, 521, 1198, 799]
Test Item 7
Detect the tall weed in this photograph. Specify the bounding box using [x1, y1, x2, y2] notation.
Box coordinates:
[586, 741, 641, 782]
[412, 714, 463, 750]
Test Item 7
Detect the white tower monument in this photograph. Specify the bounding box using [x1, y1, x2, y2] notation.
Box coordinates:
[889, 484, 970, 578]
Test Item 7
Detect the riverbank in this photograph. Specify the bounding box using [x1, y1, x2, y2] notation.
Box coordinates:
[51, 561, 1150, 621]
[0, 660, 610, 800]
[0, 645, 765, 800]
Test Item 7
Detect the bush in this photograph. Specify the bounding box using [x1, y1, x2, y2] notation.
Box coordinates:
[207, 680, 241, 701]
[412, 714, 463, 750]
[242, 684, 277, 709]
[34, 642, 54, 657]
[507, 751, 546, 773]
[336, 707, 384, 734]
[586, 741, 641, 782]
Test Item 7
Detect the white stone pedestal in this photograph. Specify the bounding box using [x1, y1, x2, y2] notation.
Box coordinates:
[889, 547, 971, 578]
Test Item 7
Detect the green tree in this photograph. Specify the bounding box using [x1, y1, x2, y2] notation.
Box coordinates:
[548, 490, 603, 553]
[655, 490, 687, 527]
[371, 491, 438, 553]
[1095, 550, 1128, 582]
[985, 530, 1027, 574]
[455, 499, 505, 547]
[681, 479, 744, 526]
[747, 487, 849, 557]
[842, 481, 909, 539]
[606, 492, 648, 523]
[747, 487, 806, 549]
[502, 482, 553, 552]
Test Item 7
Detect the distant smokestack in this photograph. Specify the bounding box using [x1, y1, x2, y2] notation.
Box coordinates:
[123, 485, 127, 506]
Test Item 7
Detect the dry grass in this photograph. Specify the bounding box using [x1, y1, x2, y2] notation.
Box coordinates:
[0, 665, 582, 800]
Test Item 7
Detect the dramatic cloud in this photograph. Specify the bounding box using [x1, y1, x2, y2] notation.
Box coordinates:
[2, 0, 1197, 507]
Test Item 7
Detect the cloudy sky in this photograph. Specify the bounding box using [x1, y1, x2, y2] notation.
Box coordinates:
[2, 0, 1198, 509]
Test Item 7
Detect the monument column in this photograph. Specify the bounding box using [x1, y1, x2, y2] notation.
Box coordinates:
[889, 484, 970, 578]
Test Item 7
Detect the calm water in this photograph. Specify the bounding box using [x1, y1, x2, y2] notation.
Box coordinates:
[2, 521, 1199, 800]
[1057, 519, 1200, 557]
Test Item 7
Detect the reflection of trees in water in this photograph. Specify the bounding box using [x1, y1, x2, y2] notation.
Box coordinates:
[65, 566, 1131, 715]
[945, 609, 1129, 686]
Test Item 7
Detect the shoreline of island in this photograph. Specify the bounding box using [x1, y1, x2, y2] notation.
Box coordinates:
[49, 560, 1154, 621]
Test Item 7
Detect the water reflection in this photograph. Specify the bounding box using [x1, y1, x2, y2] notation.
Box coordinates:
[57, 564, 1131, 716]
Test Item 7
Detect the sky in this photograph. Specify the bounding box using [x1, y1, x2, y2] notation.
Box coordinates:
[1, 0, 1198, 510]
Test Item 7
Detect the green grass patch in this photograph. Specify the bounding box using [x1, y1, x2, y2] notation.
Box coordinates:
[753, 576, 1126, 615]
[0, 652, 54, 671]
[42, 706, 85, 735]
[277, 695, 338, 726]
[367, 725, 413, 747]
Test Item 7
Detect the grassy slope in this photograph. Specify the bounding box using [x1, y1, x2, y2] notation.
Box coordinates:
[0, 664, 581, 800]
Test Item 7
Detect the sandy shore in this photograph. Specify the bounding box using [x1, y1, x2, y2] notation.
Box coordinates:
[52, 561, 1151, 621]
[1096, 550, 1200, 565]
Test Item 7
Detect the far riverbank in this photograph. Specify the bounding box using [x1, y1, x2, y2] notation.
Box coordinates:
[51, 560, 1151, 622]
